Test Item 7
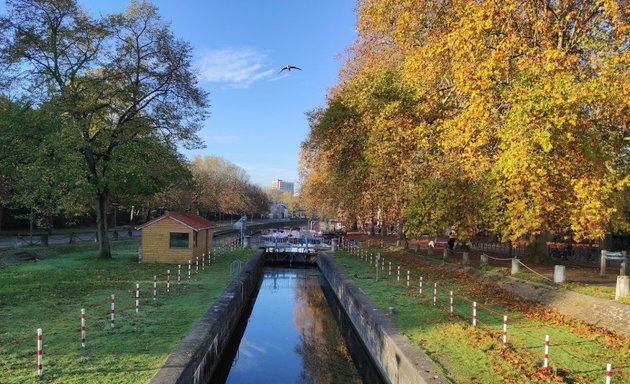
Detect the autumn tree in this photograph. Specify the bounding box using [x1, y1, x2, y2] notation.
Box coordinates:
[0, 0, 209, 258]
[302, 0, 629, 252]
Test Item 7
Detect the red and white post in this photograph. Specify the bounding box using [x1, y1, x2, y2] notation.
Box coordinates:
[605, 363, 612, 384]
[388, 262, 392, 276]
[111, 294, 115, 328]
[177, 265, 181, 284]
[202, 253, 205, 271]
[153, 275, 157, 301]
[195, 257, 199, 274]
[419, 276, 423, 295]
[397, 266, 400, 281]
[407, 270, 410, 287]
[449, 290, 454, 316]
[135, 284, 140, 313]
[188, 260, 191, 279]
[37, 328, 43, 376]
[167, 270, 171, 293]
[502, 315, 508, 347]
[472, 302, 477, 327]
[433, 283, 438, 306]
[81, 308, 86, 347]
[543, 335, 550, 369]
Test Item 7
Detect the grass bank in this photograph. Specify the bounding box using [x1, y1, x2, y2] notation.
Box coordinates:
[332, 249, 629, 383]
[0, 241, 254, 383]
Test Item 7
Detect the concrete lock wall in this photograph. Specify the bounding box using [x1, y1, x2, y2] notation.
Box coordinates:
[151, 251, 446, 384]
[318, 254, 446, 384]
[150, 250, 265, 384]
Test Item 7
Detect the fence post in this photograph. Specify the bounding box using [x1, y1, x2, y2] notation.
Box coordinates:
[81, 308, 86, 347]
[605, 363, 612, 384]
[600, 250, 607, 277]
[554, 265, 566, 283]
[111, 295, 115, 328]
[472, 302, 477, 327]
[37, 328, 43, 376]
[503, 315, 508, 347]
[543, 335, 550, 370]
[433, 283, 438, 306]
[135, 284, 140, 313]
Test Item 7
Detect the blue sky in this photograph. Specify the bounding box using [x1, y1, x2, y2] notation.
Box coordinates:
[58, 1, 357, 189]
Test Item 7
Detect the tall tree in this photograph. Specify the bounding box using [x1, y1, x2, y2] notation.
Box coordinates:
[0, 0, 209, 258]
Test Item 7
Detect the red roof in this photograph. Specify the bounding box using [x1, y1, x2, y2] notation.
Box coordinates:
[137, 211, 215, 231]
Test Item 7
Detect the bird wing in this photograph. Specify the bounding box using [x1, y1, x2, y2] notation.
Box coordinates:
[290, 66, 302, 70]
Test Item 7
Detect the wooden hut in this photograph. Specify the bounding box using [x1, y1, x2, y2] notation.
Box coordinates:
[137, 211, 215, 263]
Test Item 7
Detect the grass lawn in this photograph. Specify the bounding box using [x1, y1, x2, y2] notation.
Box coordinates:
[332, 248, 629, 384]
[0, 241, 254, 383]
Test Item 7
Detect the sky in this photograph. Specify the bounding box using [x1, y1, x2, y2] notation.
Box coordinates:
[1, 0, 357, 190]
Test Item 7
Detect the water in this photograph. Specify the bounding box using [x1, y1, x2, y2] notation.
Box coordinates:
[213, 266, 384, 384]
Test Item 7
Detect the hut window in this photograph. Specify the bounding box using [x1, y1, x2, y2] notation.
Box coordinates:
[169, 232, 189, 249]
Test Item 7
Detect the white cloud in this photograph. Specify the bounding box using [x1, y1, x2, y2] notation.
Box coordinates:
[197, 47, 275, 89]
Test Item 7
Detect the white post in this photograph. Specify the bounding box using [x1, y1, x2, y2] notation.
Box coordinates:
[605, 363, 612, 384]
[554, 265, 566, 283]
[511, 259, 520, 275]
[81, 308, 86, 347]
[419, 276, 423, 295]
[37, 328, 43, 376]
[111, 294, 115, 328]
[502, 315, 508, 347]
[407, 270, 410, 287]
[167, 270, 171, 293]
[135, 284, 140, 313]
[615, 275, 629, 300]
[153, 275, 157, 301]
[472, 301, 477, 327]
[543, 335, 550, 369]
[449, 290, 453, 316]
[600, 250, 607, 277]
[433, 283, 437, 306]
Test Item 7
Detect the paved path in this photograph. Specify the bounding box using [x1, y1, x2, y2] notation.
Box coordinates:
[497, 276, 630, 337]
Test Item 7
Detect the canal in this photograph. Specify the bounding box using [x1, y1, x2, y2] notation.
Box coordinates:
[212, 266, 385, 383]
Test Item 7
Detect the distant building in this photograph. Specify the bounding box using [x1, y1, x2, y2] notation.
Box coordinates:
[271, 179, 294, 195]
[268, 203, 289, 219]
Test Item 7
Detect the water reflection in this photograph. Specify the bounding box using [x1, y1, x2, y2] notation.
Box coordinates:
[220, 267, 367, 384]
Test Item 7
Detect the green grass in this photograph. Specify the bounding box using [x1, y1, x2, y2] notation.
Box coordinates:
[0, 242, 254, 383]
[333, 250, 630, 384]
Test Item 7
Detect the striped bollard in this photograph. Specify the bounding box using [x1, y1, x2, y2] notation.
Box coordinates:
[188, 260, 191, 279]
[381, 258, 384, 270]
[472, 301, 477, 327]
[433, 283, 437, 306]
[388, 262, 391, 276]
[370, 255, 373, 265]
[135, 284, 140, 313]
[449, 290, 454, 316]
[543, 335, 550, 369]
[167, 270, 170, 293]
[407, 270, 410, 287]
[177, 265, 181, 284]
[202, 253, 205, 271]
[37, 328, 43, 376]
[605, 363, 612, 384]
[153, 275, 157, 301]
[502, 315, 508, 347]
[397, 266, 400, 281]
[419, 276, 423, 295]
[195, 257, 199, 274]
[111, 294, 115, 328]
[81, 308, 86, 347]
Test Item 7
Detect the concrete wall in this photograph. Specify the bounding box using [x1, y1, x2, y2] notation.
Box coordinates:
[149, 250, 265, 384]
[318, 254, 447, 384]
[151, 251, 446, 384]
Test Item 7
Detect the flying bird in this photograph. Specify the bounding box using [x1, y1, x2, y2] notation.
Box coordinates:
[280, 65, 302, 73]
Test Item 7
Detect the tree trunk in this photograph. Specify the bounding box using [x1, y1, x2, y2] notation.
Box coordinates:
[528, 232, 550, 263]
[95, 191, 112, 259]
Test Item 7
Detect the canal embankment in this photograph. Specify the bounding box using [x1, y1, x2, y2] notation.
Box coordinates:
[151, 250, 447, 384]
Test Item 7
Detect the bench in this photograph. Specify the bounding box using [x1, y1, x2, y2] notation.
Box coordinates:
[600, 250, 628, 276]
